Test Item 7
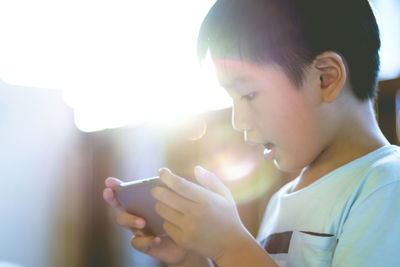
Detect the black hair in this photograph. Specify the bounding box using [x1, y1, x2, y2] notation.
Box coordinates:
[197, 0, 381, 100]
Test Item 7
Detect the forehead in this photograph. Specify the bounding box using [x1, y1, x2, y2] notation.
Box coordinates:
[213, 58, 284, 89]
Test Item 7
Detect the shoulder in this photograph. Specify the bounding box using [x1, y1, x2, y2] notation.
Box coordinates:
[364, 145, 400, 184]
[352, 145, 400, 204]
[369, 145, 400, 168]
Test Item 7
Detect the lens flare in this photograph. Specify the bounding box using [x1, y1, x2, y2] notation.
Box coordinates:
[182, 118, 208, 141]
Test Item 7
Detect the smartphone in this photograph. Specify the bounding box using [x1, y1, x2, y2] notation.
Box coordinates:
[114, 176, 165, 236]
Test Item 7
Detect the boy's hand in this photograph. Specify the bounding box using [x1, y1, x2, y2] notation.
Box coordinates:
[152, 166, 252, 262]
[103, 177, 188, 264]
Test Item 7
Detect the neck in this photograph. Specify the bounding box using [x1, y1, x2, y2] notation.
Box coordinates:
[293, 100, 390, 192]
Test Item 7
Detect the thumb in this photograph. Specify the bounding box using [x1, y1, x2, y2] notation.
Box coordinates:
[194, 166, 231, 199]
[131, 235, 161, 254]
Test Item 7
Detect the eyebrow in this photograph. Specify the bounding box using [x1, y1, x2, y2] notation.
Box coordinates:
[221, 77, 249, 90]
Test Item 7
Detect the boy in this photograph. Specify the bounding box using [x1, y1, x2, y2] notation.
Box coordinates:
[104, 0, 400, 266]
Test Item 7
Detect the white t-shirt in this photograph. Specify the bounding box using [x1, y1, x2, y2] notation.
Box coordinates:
[257, 145, 400, 267]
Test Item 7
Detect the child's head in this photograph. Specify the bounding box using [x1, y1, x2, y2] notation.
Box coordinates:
[198, 0, 380, 100]
[197, 0, 381, 171]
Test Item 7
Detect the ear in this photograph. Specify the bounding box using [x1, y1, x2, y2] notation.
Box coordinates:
[313, 52, 346, 103]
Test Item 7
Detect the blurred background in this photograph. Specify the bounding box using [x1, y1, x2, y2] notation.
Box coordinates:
[0, 0, 399, 266]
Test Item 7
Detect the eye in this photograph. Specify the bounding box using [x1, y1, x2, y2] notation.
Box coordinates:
[241, 92, 256, 101]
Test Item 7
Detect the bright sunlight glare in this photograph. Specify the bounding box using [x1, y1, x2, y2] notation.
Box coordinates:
[0, 0, 231, 132]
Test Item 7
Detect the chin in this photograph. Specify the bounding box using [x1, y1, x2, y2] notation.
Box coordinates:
[273, 159, 304, 174]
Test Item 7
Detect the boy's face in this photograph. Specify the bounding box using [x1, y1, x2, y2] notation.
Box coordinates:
[214, 59, 328, 172]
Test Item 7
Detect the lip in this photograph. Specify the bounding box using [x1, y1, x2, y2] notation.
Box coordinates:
[264, 143, 274, 149]
[263, 143, 276, 160]
[245, 139, 273, 149]
[244, 138, 276, 159]
[244, 138, 264, 146]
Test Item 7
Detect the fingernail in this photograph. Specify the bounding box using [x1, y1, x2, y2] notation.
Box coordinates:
[136, 219, 145, 227]
[154, 237, 161, 244]
[159, 167, 172, 176]
[158, 167, 166, 175]
[195, 165, 207, 176]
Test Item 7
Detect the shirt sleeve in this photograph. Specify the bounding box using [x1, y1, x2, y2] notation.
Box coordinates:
[332, 181, 400, 267]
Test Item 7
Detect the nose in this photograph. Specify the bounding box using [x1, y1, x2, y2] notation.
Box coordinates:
[243, 131, 259, 146]
[231, 104, 251, 133]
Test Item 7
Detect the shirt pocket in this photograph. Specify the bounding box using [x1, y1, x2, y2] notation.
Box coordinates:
[288, 231, 337, 267]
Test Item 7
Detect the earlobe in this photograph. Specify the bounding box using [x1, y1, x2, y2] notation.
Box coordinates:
[314, 52, 346, 103]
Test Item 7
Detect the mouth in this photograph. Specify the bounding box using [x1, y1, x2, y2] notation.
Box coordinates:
[263, 143, 274, 156]
[245, 138, 275, 157]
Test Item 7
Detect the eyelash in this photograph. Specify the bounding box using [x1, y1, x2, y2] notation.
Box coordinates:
[241, 92, 256, 101]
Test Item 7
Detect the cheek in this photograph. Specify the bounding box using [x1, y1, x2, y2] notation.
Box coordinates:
[273, 95, 317, 137]
[272, 101, 324, 170]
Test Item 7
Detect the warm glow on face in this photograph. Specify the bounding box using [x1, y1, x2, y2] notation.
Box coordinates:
[0, 0, 231, 132]
[214, 150, 257, 181]
[219, 160, 257, 181]
[209, 147, 277, 203]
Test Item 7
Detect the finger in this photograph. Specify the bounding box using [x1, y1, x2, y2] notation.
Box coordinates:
[152, 186, 194, 213]
[132, 229, 145, 236]
[163, 221, 183, 245]
[104, 177, 125, 210]
[116, 211, 146, 230]
[155, 201, 184, 227]
[103, 187, 125, 211]
[105, 177, 122, 188]
[131, 235, 160, 254]
[194, 166, 231, 199]
[159, 168, 212, 203]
